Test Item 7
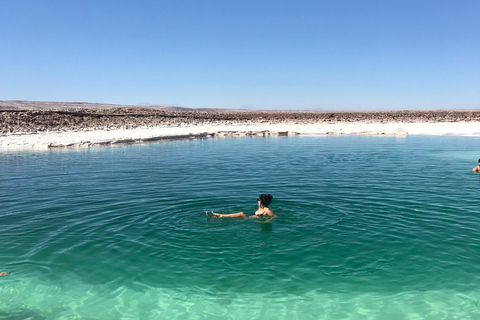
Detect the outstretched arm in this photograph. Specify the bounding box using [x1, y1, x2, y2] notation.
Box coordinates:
[206, 211, 247, 218]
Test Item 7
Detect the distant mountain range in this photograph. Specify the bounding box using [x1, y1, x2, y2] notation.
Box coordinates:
[1, 100, 478, 114]
[0, 100, 243, 112]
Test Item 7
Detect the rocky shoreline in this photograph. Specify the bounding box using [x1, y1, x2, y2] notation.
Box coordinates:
[1, 101, 480, 135]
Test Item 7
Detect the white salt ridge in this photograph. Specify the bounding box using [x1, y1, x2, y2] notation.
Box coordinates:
[1, 121, 480, 150]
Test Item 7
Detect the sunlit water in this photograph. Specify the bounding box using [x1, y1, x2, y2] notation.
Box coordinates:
[1, 135, 480, 319]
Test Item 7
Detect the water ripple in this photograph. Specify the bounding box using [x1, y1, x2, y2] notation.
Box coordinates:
[2, 136, 480, 318]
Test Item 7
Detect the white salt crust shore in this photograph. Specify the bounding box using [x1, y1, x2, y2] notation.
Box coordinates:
[1, 121, 480, 150]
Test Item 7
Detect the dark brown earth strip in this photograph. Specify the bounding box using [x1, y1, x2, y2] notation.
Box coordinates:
[1, 101, 479, 135]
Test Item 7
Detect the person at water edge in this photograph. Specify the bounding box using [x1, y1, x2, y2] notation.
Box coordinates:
[0, 272, 7, 276]
[472, 159, 480, 172]
[206, 194, 277, 219]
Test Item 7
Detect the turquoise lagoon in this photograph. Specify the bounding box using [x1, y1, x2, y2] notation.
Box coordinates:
[1, 135, 480, 319]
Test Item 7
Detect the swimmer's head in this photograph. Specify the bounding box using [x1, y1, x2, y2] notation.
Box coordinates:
[258, 194, 273, 207]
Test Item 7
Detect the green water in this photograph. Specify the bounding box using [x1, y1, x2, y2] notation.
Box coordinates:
[1, 135, 480, 319]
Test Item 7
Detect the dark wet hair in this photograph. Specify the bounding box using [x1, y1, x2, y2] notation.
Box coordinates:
[478, 158, 480, 163]
[258, 194, 273, 207]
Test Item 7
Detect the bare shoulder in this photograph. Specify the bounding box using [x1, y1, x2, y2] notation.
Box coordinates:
[266, 208, 277, 217]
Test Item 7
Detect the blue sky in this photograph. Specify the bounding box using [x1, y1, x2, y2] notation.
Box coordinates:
[1, 0, 479, 110]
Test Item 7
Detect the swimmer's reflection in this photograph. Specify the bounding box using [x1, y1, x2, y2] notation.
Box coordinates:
[259, 222, 273, 232]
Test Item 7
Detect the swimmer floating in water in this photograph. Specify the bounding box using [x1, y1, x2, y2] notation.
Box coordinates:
[206, 194, 277, 219]
[473, 159, 480, 172]
[0, 272, 8, 277]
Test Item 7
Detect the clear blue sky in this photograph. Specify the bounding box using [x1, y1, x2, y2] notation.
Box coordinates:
[1, 0, 479, 110]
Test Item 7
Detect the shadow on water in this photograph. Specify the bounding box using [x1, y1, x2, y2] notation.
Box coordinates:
[0, 309, 46, 320]
[0, 309, 99, 320]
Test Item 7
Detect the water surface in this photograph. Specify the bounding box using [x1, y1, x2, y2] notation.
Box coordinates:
[1, 136, 480, 319]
